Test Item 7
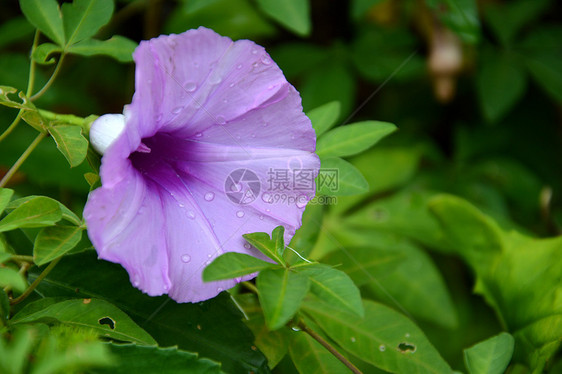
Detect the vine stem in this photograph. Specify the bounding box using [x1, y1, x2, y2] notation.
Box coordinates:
[10, 257, 62, 306]
[241, 281, 362, 373]
[0, 30, 40, 143]
[30, 53, 65, 101]
[10, 255, 35, 263]
[38, 109, 89, 129]
[0, 132, 46, 188]
[298, 320, 363, 374]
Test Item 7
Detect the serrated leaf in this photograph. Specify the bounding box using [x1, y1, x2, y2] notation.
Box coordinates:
[257, 267, 310, 330]
[307, 101, 341, 137]
[317, 121, 397, 158]
[67, 36, 137, 62]
[0, 188, 14, 216]
[49, 125, 89, 167]
[34, 225, 84, 265]
[317, 157, 368, 196]
[289, 331, 350, 374]
[19, 0, 65, 46]
[464, 332, 514, 374]
[32, 42, 62, 64]
[12, 298, 156, 345]
[243, 229, 286, 265]
[477, 52, 526, 123]
[91, 344, 221, 374]
[0, 267, 27, 292]
[62, 0, 114, 46]
[256, 0, 311, 36]
[0, 196, 61, 232]
[296, 263, 364, 317]
[303, 299, 453, 374]
[202, 252, 274, 282]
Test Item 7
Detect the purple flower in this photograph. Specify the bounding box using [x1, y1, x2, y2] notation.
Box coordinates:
[84, 27, 319, 303]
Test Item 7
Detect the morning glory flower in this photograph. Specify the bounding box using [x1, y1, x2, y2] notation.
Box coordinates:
[84, 27, 319, 303]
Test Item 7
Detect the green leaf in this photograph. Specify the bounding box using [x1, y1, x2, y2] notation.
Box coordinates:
[61, 0, 114, 46]
[32, 42, 62, 64]
[12, 298, 157, 345]
[288, 203, 324, 261]
[257, 267, 310, 330]
[202, 252, 274, 282]
[30, 252, 269, 374]
[236, 293, 290, 369]
[484, 0, 551, 46]
[351, 0, 386, 18]
[307, 101, 341, 137]
[49, 125, 89, 167]
[321, 246, 404, 287]
[19, 0, 65, 46]
[91, 344, 221, 374]
[289, 331, 351, 374]
[0, 267, 27, 292]
[67, 35, 137, 62]
[426, 0, 480, 44]
[0, 289, 9, 323]
[464, 332, 515, 374]
[296, 264, 364, 317]
[477, 51, 527, 123]
[428, 194, 504, 266]
[272, 226, 286, 258]
[0, 188, 14, 216]
[243, 229, 286, 265]
[256, 0, 311, 36]
[317, 157, 368, 196]
[0, 86, 48, 133]
[0, 196, 61, 232]
[7, 195, 81, 226]
[303, 299, 453, 374]
[301, 63, 355, 118]
[34, 225, 84, 265]
[317, 121, 397, 158]
[321, 229, 458, 329]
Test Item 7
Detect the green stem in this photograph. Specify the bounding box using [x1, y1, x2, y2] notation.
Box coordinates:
[30, 53, 65, 101]
[0, 132, 46, 188]
[298, 320, 363, 374]
[0, 31, 40, 144]
[10, 257, 62, 306]
[242, 281, 259, 294]
[38, 109, 89, 129]
[10, 255, 35, 263]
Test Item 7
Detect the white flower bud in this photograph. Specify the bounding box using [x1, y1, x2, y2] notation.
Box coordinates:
[89, 114, 126, 155]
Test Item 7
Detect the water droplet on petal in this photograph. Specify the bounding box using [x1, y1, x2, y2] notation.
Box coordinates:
[252, 62, 259, 68]
[178, 203, 185, 208]
[296, 196, 308, 209]
[217, 287, 223, 292]
[236, 210, 245, 218]
[172, 106, 183, 114]
[205, 260, 211, 266]
[163, 285, 169, 291]
[204, 192, 215, 201]
[251, 133, 256, 138]
[222, 98, 228, 103]
[229, 83, 235, 88]
[237, 64, 243, 69]
[184, 82, 197, 92]
[261, 193, 271, 203]
[261, 55, 271, 65]
[187, 211, 196, 219]
[259, 215, 264, 220]
[216, 115, 226, 125]
[244, 243, 251, 249]
[251, 49, 258, 55]
[263, 122, 268, 127]
[155, 114, 163, 122]
[379, 344, 386, 352]
[195, 132, 202, 137]
[265, 208, 271, 213]
[209, 74, 222, 85]
[181, 254, 191, 263]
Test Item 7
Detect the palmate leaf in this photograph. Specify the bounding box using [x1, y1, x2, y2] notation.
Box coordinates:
[61, 0, 114, 46]
[317, 157, 368, 196]
[12, 298, 156, 345]
[306, 101, 341, 137]
[29, 251, 269, 374]
[302, 298, 453, 374]
[256, 0, 311, 36]
[19, 0, 65, 46]
[243, 227, 286, 265]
